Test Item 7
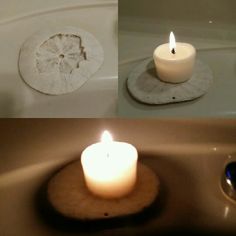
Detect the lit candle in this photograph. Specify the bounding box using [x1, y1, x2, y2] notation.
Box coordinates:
[81, 131, 138, 199]
[153, 32, 196, 83]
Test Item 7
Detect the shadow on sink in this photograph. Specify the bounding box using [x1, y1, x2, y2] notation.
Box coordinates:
[34, 157, 165, 234]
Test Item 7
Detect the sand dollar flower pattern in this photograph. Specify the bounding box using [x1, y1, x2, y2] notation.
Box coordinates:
[19, 27, 104, 95]
[36, 34, 87, 75]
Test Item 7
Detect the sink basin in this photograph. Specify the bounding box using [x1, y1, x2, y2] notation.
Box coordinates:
[0, 119, 236, 235]
[0, 0, 118, 117]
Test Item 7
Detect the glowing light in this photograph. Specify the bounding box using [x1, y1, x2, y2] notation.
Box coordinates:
[101, 130, 113, 143]
[224, 206, 229, 219]
[226, 178, 232, 186]
[169, 31, 176, 53]
[81, 131, 138, 198]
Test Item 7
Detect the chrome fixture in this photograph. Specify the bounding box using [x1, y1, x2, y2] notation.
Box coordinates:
[222, 162, 236, 202]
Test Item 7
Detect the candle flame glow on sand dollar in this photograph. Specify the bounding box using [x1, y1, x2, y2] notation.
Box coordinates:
[81, 131, 138, 199]
[169, 31, 176, 52]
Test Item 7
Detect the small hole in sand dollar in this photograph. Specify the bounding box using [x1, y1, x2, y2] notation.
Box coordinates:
[172, 97, 176, 100]
[59, 54, 64, 59]
[104, 212, 109, 217]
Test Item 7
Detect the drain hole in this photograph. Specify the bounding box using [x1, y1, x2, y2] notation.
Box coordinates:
[104, 212, 109, 217]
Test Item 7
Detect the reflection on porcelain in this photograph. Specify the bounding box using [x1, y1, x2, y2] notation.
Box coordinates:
[223, 206, 229, 219]
[221, 161, 236, 202]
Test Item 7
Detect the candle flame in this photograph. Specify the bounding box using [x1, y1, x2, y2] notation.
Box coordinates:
[101, 130, 113, 143]
[169, 31, 176, 53]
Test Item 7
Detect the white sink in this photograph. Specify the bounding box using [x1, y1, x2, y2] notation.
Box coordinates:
[119, 0, 236, 118]
[0, 119, 236, 235]
[0, 0, 118, 117]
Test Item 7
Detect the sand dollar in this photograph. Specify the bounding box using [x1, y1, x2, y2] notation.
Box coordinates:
[19, 26, 104, 95]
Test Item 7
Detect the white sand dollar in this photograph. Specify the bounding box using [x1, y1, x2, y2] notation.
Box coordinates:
[48, 161, 159, 220]
[19, 26, 104, 95]
[127, 58, 213, 105]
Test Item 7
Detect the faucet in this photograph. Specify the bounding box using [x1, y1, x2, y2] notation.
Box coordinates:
[222, 162, 236, 202]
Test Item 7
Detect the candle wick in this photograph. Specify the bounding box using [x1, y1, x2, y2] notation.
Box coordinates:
[171, 48, 176, 54]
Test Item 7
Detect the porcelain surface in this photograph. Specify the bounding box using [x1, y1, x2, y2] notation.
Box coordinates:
[0, 0, 117, 117]
[0, 119, 236, 235]
[119, 0, 236, 118]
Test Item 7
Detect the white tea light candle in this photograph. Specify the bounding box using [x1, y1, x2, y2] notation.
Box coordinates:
[153, 32, 196, 83]
[81, 131, 138, 199]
